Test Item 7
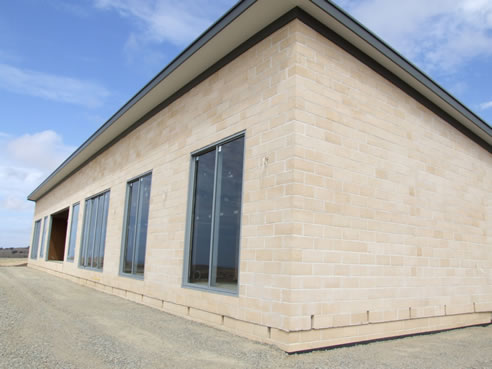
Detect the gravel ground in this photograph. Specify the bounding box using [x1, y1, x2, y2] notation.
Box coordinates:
[1, 266, 491, 369]
[0, 258, 28, 267]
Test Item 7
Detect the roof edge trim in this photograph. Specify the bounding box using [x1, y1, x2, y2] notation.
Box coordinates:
[28, 1, 491, 202]
[28, 3, 300, 202]
[294, 9, 492, 153]
[28, 0, 257, 201]
[311, 0, 492, 137]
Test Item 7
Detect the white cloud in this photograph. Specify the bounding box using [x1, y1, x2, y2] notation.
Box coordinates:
[0, 208, 33, 247]
[0, 131, 75, 213]
[335, 0, 492, 74]
[0, 131, 75, 247]
[479, 101, 492, 110]
[93, 0, 236, 47]
[0, 195, 32, 211]
[0, 63, 110, 108]
[7, 131, 74, 172]
[123, 32, 167, 68]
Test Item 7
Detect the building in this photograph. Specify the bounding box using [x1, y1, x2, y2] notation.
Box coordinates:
[27, 0, 491, 353]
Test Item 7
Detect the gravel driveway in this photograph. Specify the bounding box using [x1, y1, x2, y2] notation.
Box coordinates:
[1, 266, 491, 369]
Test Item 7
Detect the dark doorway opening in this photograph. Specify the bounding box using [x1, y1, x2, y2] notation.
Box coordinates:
[47, 208, 69, 261]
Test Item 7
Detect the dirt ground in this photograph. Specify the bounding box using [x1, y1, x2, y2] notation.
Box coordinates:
[1, 266, 491, 369]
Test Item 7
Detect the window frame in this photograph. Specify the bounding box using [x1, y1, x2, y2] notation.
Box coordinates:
[30, 219, 42, 260]
[39, 216, 48, 259]
[66, 202, 80, 262]
[182, 131, 246, 296]
[79, 190, 110, 271]
[119, 171, 153, 280]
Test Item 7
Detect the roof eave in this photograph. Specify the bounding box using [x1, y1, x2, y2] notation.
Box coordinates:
[27, 0, 260, 202]
[28, 0, 491, 202]
[309, 0, 491, 140]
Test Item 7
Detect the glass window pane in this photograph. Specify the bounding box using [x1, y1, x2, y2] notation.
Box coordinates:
[30, 220, 41, 259]
[88, 197, 99, 268]
[189, 150, 216, 285]
[80, 200, 91, 267]
[79, 191, 110, 270]
[135, 174, 152, 275]
[211, 136, 244, 290]
[39, 216, 48, 258]
[121, 173, 152, 277]
[85, 200, 92, 267]
[67, 204, 79, 261]
[93, 195, 105, 268]
[98, 192, 110, 269]
[123, 180, 139, 274]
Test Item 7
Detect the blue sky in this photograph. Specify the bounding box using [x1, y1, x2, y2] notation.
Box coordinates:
[0, 0, 491, 247]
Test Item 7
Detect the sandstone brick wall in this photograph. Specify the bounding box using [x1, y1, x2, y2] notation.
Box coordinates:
[29, 20, 301, 335]
[28, 19, 492, 352]
[279, 21, 492, 350]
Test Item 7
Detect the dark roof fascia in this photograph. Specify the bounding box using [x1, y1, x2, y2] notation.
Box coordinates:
[27, 0, 257, 201]
[294, 8, 492, 153]
[27, 8, 300, 203]
[99, 0, 257, 129]
[311, 0, 492, 137]
[28, 0, 491, 201]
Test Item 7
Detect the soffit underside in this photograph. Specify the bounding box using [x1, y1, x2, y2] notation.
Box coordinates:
[28, 0, 491, 202]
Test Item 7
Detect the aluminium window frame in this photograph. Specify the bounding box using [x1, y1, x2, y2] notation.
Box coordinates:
[78, 189, 110, 272]
[66, 202, 80, 263]
[30, 219, 42, 260]
[119, 170, 153, 280]
[43, 217, 52, 261]
[182, 130, 246, 296]
[39, 215, 48, 259]
[43, 215, 52, 261]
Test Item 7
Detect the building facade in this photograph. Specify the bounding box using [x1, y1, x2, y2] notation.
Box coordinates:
[27, 1, 491, 352]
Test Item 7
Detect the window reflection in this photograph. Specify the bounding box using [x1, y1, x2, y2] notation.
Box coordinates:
[188, 135, 244, 292]
[122, 173, 152, 277]
[80, 191, 110, 270]
[67, 204, 79, 261]
[189, 150, 215, 284]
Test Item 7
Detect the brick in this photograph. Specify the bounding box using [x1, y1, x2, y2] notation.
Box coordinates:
[223, 317, 270, 338]
[189, 308, 223, 325]
[27, 18, 492, 354]
[126, 291, 143, 303]
[142, 296, 163, 309]
[162, 302, 189, 316]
